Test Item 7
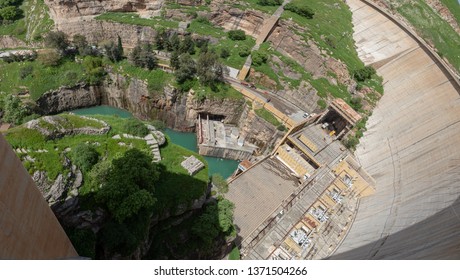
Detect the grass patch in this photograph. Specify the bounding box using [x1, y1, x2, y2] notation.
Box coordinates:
[95, 12, 179, 29]
[228, 245, 240, 260]
[113, 60, 174, 95]
[397, 0, 460, 72]
[191, 81, 244, 101]
[281, 0, 364, 71]
[231, 0, 280, 14]
[255, 107, 281, 126]
[0, 59, 86, 100]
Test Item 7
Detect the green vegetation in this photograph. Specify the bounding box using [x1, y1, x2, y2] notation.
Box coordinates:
[232, 0, 280, 14]
[95, 12, 179, 29]
[122, 118, 149, 137]
[228, 245, 241, 260]
[353, 66, 376, 82]
[0, 94, 28, 124]
[192, 198, 235, 251]
[439, 0, 460, 25]
[228, 29, 246, 41]
[113, 60, 174, 95]
[284, 1, 315, 19]
[397, 0, 460, 72]
[192, 81, 243, 101]
[0, 59, 86, 100]
[211, 173, 229, 196]
[255, 107, 282, 127]
[0, 0, 53, 42]
[72, 143, 99, 172]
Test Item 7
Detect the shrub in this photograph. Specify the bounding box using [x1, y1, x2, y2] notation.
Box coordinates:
[228, 30, 246, 41]
[45, 31, 69, 53]
[284, 3, 315, 19]
[123, 119, 149, 137]
[220, 47, 230, 59]
[353, 66, 376, 82]
[252, 50, 268, 66]
[19, 65, 33, 80]
[238, 46, 250, 57]
[72, 143, 100, 172]
[196, 16, 210, 25]
[38, 50, 61, 67]
[257, 0, 282, 6]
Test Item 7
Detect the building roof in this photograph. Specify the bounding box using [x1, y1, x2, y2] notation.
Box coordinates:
[227, 158, 299, 241]
[239, 160, 252, 170]
[330, 99, 362, 125]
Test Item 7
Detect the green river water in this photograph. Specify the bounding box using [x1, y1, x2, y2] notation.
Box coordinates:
[71, 105, 239, 178]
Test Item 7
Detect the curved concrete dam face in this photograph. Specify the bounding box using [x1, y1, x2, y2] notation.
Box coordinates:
[333, 0, 460, 259]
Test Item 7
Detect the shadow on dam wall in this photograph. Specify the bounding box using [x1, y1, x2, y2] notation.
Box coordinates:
[330, 196, 460, 259]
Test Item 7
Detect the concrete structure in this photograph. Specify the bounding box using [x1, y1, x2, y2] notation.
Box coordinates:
[197, 115, 257, 160]
[181, 155, 205, 176]
[227, 117, 375, 259]
[0, 134, 78, 259]
[332, 0, 460, 259]
[237, 0, 292, 81]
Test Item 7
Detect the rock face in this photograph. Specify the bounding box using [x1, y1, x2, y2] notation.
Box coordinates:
[209, 7, 266, 37]
[34, 71, 280, 155]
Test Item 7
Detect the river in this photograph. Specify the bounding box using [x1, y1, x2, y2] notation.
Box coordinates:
[71, 105, 239, 178]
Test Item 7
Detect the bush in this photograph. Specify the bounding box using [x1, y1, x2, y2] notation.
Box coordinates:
[344, 135, 359, 150]
[0, 5, 21, 21]
[196, 16, 211, 25]
[238, 46, 250, 57]
[211, 174, 228, 194]
[19, 65, 33, 80]
[284, 3, 315, 19]
[228, 30, 246, 41]
[82, 56, 106, 85]
[130, 43, 158, 70]
[150, 119, 165, 131]
[72, 143, 100, 172]
[350, 96, 363, 111]
[123, 119, 149, 137]
[220, 47, 230, 59]
[252, 50, 268, 66]
[38, 50, 61, 67]
[257, 0, 282, 6]
[353, 66, 376, 82]
[45, 31, 69, 53]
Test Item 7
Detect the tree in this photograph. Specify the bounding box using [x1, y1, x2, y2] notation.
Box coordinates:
[45, 31, 69, 53]
[166, 33, 180, 52]
[0, 5, 21, 21]
[38, 49, 61, 67]
[130, 43, 158, 70]
[228, 30, 246, 41]
[155, 29, 168, 50]
[82, 56, 106, 84]
[72, 143, 99, 172]
[117, 35, 124, 58]
[175, 53, 196, 84]
[180, 35, 195, 55]
[96, 148, 160, 223]
[192, 199, 235, 250]
[170, 50, 180, 70]
[197, 50, 225, 86]
[104, 40, 123, 62]
[1, 94, 27, 125]
[87, 160, 112, 192]
[72, 34, 88, 55]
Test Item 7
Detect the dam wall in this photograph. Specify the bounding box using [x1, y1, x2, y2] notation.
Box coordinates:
[0, 134, 78, 259]
[333, 0, 460, 259]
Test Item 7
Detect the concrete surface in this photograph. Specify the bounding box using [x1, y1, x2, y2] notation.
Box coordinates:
[0, 134, 78, 259]
[333, 0, 460, 259]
